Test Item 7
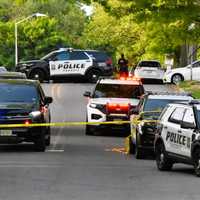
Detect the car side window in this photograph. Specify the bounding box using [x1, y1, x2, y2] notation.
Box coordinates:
[182, 108, 195, 126]
[54, 51, 70, 61]
[159, 105, 170, 120]
[193, 62, 200, 68]
[70, 51, 89, 60]
[168, 107, 185, 124]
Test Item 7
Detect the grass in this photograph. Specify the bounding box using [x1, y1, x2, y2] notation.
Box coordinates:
[179, 81, 200, 99]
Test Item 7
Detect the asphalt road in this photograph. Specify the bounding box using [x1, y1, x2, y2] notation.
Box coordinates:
[0, 83, 199, 200]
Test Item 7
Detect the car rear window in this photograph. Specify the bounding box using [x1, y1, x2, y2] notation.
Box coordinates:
[0, 83, 39, 103]
[93, 83, 143, 98]
[138, 61, 161, 68]
[85, 51, 109, 62]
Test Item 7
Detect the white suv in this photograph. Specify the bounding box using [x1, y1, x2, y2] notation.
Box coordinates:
[134, 60, 164, 82]
[154, 100, 200, 177]
[83, 77, 144, 135]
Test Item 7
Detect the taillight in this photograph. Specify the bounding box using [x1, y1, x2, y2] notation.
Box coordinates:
[106, 58, 112, 66]
[24, 119, 31, 125]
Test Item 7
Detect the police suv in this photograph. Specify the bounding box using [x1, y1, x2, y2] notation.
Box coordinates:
[83, 77, 144, 135]
[154, 100, 200, 177]
[16, 48, 113, 83]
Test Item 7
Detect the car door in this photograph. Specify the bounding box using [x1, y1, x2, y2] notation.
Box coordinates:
[192, 61, 200, 81]
[179, 108, 196, 157]
[163, 107, 185, 154]
[49, 51, 71, 76]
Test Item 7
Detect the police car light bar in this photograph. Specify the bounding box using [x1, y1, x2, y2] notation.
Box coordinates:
[106, 103, 130, 112]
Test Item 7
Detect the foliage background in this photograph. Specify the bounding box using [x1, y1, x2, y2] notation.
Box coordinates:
[0, 0, 200, 69]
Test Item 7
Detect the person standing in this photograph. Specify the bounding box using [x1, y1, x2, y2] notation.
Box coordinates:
[118, 53, 128, 77]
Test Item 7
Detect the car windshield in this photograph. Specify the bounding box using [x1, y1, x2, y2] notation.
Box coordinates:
[93, 83, 142, 98]
[138, 61, 161, 68]
[144, 98, 188, 113]
[0, 83, 39, 103]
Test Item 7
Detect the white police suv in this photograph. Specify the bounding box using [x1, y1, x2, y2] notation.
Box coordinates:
[83, 77, 145, 135]
[16, 48, 113, 83]
[154, 100, 200, 177]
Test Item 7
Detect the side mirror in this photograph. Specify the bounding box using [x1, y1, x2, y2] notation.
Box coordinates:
[83, 91, 91, 97]
[181, 121, 195, 129]
[130, 107, 139, 115]
[44, 96, 53, 104]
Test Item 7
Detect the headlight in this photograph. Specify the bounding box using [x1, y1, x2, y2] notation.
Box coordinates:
[89, 103, 97, 108]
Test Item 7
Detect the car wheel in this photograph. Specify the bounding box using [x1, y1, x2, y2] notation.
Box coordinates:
[85, 125, 94, 136]
[135, 133, 144, 159]
[193, 148, 200, 177]
[34, 133, 46, 152]
[86, 69, 100, 83]
[45, 127, 51, 146]
[171, 74, 183, 85]
[125, 135, 135, 154]
[155, 142, 173, 171]
[30, 69, 45, 83]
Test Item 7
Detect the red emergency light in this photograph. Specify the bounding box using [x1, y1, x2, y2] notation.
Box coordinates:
[106, 103, 130, 113]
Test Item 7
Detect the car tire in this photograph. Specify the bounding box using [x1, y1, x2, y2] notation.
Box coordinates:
[86, 69, 101, 83]
[34, 133, 46, 152]
[155, 142, 173, 171]
[45, 127, 51, 146]
[135, 133, 144, 159]
[125, 135, 135, 154]
[171, 74, 183, 85]
[30, 69, 45, 83]
[193, 148, 200, 177]
[85, 125, 94, 136]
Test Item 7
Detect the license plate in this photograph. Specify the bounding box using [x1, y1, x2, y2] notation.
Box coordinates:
[0, 130, 13, 136]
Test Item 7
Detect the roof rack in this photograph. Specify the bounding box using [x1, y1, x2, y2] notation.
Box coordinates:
[145, 91, 192, 96]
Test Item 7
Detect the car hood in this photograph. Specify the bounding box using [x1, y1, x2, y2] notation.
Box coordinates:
[90, 98, 140, 106]
[17, 60, 45, 67]
[0, 102, 37, 117]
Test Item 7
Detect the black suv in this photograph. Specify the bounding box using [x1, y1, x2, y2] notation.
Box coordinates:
[126, 92, 193, 159]
[0, 79, 53, 151]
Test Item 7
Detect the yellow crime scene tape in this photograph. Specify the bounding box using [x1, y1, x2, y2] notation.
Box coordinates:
[0, 121, 131, 129]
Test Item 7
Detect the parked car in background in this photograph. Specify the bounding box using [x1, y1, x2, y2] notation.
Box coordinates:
[0, 66, 7, 72]
[16, 48, 113, 83]
[163, 60, 200, 84]
[134, 60, 164, 82]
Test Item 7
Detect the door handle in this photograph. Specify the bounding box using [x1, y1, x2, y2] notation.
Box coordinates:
[163, 126, 167, 129]
[178, 130, 182, 133]
[64, 62, 69, 64]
